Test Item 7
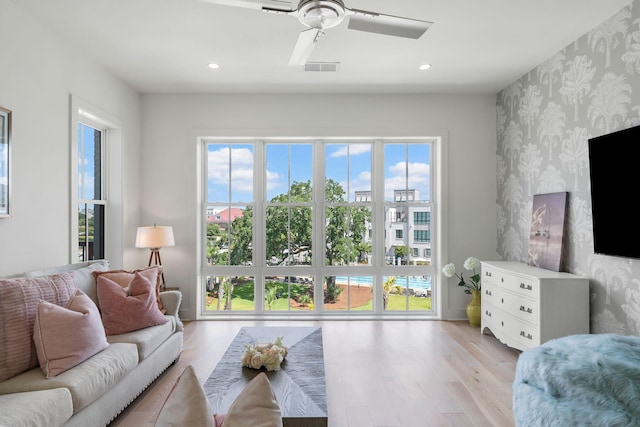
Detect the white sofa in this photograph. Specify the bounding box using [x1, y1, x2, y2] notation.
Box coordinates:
[0, 260, 184, 427]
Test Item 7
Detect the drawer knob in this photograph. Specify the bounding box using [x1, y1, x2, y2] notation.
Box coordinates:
[501, 298, 504, 304]
[519, 283, 533, 291]
[520, 331, 533, 340]
[501, 321, 504, 327]
[519, 305, 533, 314]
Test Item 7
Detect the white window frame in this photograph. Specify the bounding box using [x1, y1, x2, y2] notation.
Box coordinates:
[70, 96, 124, 266]
[197, 136, 447, 319]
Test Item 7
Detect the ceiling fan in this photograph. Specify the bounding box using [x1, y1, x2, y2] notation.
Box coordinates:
[199, 0, 433, 66]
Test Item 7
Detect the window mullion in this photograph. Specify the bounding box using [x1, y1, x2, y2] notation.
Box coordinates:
[313, 140, 324, 313]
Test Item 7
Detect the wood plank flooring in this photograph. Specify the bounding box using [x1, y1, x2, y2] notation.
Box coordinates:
[109, 320, 521, 427]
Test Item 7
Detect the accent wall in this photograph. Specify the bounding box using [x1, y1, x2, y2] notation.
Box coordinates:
[496, 1, 640, 334]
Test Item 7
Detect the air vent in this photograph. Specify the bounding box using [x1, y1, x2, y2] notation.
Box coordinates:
[304, 62, 340, 72]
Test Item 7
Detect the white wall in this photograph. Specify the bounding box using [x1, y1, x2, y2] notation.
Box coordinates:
[0, 0, 498, 321]
[0, 0, 141, 275]
[141, 93, 498, 320]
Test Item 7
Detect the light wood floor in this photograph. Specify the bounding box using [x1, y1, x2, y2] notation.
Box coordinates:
[110, 320, 521, 427]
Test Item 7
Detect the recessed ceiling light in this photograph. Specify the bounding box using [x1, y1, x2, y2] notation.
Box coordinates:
[208, 63, 220, 70]
[419, 64, 432, 71]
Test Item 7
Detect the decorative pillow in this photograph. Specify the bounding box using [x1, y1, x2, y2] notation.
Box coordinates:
[155, 368, 283, 427]
[33, 289, 109, 378]
[0, 272, 76, 382]
[155, 365, 215, 427]
[220, 372, 283, 427]
[92, 266, 166, 313]
[97, 272, 168, 335]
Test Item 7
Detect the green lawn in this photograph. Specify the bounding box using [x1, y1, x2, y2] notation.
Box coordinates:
[205, 280, 432, 311]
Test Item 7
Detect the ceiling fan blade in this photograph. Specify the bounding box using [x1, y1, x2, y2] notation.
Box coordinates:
[198, 0, 294, 12]
[346, 9, 432, 39]
[288, 28, 323, 66]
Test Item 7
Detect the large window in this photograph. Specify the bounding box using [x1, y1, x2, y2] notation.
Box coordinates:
[70, 96, 123, 266]
[200, 138, 437, 317]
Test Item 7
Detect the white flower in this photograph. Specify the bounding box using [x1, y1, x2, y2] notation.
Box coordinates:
[442, 263, 456, 278]
[463, 257, 481, 271]
[262, 348, 283, 371]
[249, 352, 264, 370]
[442, 256, 481, 294]
[241, 337, 288, 371]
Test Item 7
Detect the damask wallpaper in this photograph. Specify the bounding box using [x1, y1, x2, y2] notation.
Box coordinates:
[496, 0, 640, 335]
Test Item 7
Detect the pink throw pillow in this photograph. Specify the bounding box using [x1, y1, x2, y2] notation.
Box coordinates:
[97, 272, 168, 335]
[0, 272, 76, 382]
[33, 290, 109, 378]
[92, 266, 166, 313]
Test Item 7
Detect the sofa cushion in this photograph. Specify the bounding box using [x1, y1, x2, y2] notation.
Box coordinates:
[0, 388, 73, 427]
[97, 272, 169, 335]
[0, 342, 138, 413]
[92, 265, 166, 313]
[0, 272, 76, 382]
[107, 316, 175, 361]
[33, 290, 109, 378]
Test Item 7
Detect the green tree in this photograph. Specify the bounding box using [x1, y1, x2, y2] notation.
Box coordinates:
[229, 179, 372, 303]
[230, 208, 253, 265]
[265, 284, 277, 310]
[383, 276, 399, 310]
[206, 223, 228, 265]
[222, 279, 233, 311]
[394, 245, 407, 264]
[265, 181, 313, 265]
[323, 179, 371, 302]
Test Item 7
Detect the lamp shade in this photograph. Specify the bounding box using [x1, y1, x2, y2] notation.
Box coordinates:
[135, 226, 175, 249]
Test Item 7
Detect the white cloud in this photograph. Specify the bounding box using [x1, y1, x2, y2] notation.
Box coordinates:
[266, 169, 284, 194]
[208, 147, 254, 193]
[385, 161, 430, 200]
[329, 144, 371, 158]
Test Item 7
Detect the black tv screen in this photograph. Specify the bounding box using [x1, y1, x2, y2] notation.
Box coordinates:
[588, 124, 640, 259]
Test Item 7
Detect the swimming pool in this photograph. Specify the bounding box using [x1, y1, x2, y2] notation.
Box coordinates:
[334, 275, 431, 290]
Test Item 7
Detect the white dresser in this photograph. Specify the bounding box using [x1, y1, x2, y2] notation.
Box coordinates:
[480, 261, 590, 351]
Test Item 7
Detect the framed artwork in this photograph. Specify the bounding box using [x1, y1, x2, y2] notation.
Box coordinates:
[527, 191, 568, 272]
[0, 106, 10, 218]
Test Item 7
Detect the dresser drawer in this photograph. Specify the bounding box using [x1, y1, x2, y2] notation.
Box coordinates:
[483, 264, 539, 297]
[482, 302, 539, 350]
[491, 286, 538, 325]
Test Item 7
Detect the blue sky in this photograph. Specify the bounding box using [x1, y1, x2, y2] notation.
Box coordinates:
[207, 141, 431, 204]
[78, 123, 98, 200]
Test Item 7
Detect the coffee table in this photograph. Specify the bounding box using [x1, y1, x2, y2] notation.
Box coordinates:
[204, 326, 328, 427]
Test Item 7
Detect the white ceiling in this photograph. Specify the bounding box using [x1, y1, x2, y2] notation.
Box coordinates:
[15, 0, 632, 94]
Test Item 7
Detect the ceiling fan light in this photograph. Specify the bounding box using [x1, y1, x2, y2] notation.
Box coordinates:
[419, 63, 432, 71]
[208, 63, 220, 69]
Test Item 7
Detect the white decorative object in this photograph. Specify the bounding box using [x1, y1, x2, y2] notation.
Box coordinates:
[480, 261, 589, 352]
[241, 337, 288, 371]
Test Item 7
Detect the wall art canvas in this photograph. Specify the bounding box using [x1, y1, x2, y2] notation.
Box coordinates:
[527, 192, 568, 272]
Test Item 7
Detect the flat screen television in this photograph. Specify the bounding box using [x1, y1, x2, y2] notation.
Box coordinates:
[588, 124, 640, 259]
